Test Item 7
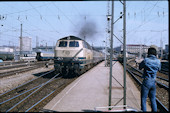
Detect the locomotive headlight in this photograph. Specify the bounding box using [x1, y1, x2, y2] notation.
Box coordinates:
[73, 57, 79, 61]
[57, 57, 63, 60]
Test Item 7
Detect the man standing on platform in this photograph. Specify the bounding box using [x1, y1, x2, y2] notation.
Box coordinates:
[139, 45, 161, 112]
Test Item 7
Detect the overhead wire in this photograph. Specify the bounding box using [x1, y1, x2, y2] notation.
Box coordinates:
[149, 1, 168, 10]
[126, 1, 159, 35]
[1, 2, 103, 47]
[27, 2, 60, 34]
[1, 18, 56, 47]
[2, 2, 53, 16]
[42, 2, 63, 33]
[51, 2, 77, 28]
[125, 1, 168, 47]
[1, 2, 61, 46]
[51, 1, 108, 41]
[0, 1, 167, 48]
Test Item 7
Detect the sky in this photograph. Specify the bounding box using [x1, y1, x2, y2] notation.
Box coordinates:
[0, 1, 169, 49]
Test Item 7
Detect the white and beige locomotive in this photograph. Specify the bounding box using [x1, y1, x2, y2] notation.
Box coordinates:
[54, 35, 104, 76]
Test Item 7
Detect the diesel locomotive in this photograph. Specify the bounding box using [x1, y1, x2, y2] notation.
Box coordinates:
[54, 35, 104, 77]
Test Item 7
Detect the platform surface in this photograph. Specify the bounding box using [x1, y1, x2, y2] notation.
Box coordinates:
[43, 61, 151, 112]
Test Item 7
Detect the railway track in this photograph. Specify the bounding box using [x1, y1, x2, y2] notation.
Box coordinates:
[159, 62, 169, 75]
[0, 61, 54, 78]
[0, 61, 39, 70]
[0, 61, 27, 66]
[126, 64, 169, 112]
[127, 64, 169, 88]
[0, 70, 78, 112]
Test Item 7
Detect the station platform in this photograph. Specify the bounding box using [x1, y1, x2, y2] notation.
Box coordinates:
[43, 61, 151, 112]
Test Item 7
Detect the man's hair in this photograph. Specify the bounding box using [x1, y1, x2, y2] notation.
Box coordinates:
[148, 47, 157, 56]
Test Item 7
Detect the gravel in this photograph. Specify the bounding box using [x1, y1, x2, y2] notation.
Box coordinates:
[0, 65, 54, 94]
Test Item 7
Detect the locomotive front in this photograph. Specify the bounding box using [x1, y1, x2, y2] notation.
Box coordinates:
[54, 36, 85, 76]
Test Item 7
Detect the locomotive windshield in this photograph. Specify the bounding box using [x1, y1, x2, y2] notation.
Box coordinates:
[59, 41, 67, 47]
[69, 41, 79, 47]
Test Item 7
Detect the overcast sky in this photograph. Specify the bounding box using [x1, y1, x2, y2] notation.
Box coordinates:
[0, 1, 168, 49]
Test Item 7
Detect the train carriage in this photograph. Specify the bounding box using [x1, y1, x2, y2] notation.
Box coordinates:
[0, 52, 14, 61]
[54, 35, 104, 76]
[36, 51, 54, 61]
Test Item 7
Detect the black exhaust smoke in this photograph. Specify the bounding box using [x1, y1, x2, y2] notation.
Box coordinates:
[78, 20, 97, 41]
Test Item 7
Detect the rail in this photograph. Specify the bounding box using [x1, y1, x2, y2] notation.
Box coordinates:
[126, 68, 169, 112]
[6, 73, 60, 112]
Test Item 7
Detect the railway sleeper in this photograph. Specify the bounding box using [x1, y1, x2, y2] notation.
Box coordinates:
[6, 73, 60, 112]
[0, 86, 40, 112]
[0, 70, 54, 100]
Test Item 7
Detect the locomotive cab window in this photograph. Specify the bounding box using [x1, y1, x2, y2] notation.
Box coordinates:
[59, 41, 67, 47]
[69, 41, 79, 47]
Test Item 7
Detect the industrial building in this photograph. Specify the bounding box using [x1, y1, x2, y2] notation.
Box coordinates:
[114, 44, 149, 55]
[20, 37, 32, 55]
[114, 44, 166, 59]
[121, 44, 149, 55]
[0, 46, 14, 53]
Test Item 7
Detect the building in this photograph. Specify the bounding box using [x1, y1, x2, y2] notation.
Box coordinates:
[0, 46, 14, 53]
[20, 37, 32, 54]
[114, 44, 150, 58]
[114, 44, 150, 56]
[120, 44, 149, 55]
